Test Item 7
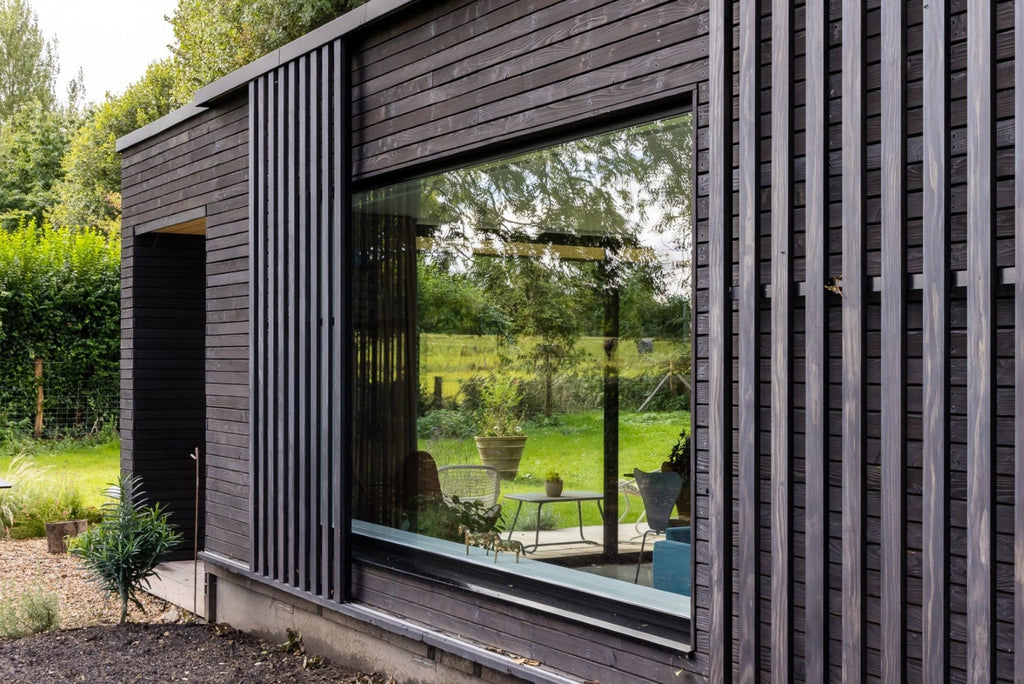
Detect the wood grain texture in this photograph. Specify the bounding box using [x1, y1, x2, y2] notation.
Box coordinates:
[966, 1, 996, 680]
[707, 0, 732, 680]
[841, 0, 865, 681]
[802, 1, 828, 681]
[921, 0, 949, 679]
[736, 0, 760, 679]
[769, 1, 791, 681]
[1016, 1, 1024, 679]
[879, 1, 906, 680]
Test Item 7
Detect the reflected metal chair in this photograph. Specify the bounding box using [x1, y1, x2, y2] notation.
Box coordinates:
[437, 464, 501, 507]
[632, 467, 682, 583]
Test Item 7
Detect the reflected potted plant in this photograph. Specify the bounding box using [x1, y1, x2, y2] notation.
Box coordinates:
[473, 374, 526, 480]
[544, 471, 563, 497]
[660, 428, 692, 524]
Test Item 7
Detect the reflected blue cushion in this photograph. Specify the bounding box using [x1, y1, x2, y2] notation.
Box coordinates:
[652, 531, 691, 597]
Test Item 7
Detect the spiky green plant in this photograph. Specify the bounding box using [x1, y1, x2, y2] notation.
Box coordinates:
[69, 473, 182, 623]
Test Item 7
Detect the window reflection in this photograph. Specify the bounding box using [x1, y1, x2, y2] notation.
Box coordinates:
[352, 113, 693, 608]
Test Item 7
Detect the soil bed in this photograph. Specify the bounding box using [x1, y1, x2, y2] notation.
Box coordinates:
[0, 539, 393, 683]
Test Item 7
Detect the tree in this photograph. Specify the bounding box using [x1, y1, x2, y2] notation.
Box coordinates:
[50, 60, 177, 228]
[169, 0, 362, 104]
[0, 99, 79, 230]
[0, 0, 56, 120]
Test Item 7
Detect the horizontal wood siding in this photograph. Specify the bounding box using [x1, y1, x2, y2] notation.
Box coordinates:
[121, 234, 205, 561]
[351, 558, 703, 683]
[699, 0, 1021, 680]
[351, 0, 709, 180]
[122, 98, 250, 563]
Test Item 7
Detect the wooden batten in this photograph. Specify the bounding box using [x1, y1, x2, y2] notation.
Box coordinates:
[736, 0, 761, 678]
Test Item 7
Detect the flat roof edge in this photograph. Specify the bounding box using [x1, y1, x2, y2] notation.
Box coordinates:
[116, 0, 417, 152]
[195, 0, 415, 106]
[116, 104, 208, 152]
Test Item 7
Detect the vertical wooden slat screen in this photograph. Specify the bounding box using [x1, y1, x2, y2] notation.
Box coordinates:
[802, 0, 827, 681]
[707, 0, 732, 680]
[702, 0, 1024, 678]
[921, 0, 949, 679]
[736, 0, 760, 677]
[879, 1, 906, 680]
[769, 1, 791, 680]
[966, 1, 996, 679]
[1016, 1, 1024, 679]
[840, 0, 865, 680]
[250, 40, 350, 601]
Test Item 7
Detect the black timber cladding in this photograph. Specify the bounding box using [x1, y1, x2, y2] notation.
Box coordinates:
[249, 41, 350, 599]
[121, 99, 250, 563]
[113, 0, 1024, 680]
[697, 0, 1021, 681]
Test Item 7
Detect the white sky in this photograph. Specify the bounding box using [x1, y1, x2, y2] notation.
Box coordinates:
[31, 0, 179, 103]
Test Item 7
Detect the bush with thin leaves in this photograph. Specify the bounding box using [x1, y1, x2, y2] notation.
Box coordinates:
[0, 588, 60, 638]
[69, 473, 182, 623]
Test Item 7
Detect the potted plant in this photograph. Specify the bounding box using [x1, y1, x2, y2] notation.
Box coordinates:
[472, 374, 527, 480]
[660, 428, 692, 524]
[544, 471, 563, 497]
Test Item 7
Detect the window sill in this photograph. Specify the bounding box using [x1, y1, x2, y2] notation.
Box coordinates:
[352, 520, 692, 653]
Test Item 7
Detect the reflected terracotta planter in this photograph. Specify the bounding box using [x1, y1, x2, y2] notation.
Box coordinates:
[474, 435, 527, 480]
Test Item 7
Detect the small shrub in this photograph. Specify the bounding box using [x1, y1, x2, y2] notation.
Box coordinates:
[0, 588, 60, 638]
[416, 409, 476, 440]
[69, 473, 182, 623]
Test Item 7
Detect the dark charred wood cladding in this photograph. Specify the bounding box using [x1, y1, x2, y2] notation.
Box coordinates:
[350, 0, 708, 180]
[249, 41, 350, 600]
[121, 234, 205, 561]
[114, 0, 1024, 680]
[697, 0, 1021, 681]
[121, 100, 249, 563]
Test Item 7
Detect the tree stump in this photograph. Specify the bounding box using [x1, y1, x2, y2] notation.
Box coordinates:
[45, 520, 88, 554]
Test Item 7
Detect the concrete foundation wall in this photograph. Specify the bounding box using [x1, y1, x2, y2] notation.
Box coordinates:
[206, 567, 557, 684]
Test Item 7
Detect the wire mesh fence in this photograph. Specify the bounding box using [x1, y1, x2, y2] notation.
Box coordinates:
[0, 355, 119, 441]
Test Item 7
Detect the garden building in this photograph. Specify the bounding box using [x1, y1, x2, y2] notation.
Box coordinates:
[119, 0, 1024, 681]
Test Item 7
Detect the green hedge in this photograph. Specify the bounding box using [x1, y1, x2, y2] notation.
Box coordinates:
[0, 222, 120, 437]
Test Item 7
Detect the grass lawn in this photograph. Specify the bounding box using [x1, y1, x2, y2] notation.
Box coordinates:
[1, 437, 120, 511]
[421, 409, 689, 528]
[420, 333, 688, 400]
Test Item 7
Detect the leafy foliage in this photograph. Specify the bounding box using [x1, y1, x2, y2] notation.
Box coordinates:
[169, 0, 363, 104]
[0, 0, 56, 120]
[51, 60, 177, 228]
[406, 495, 502, 542]
[0, 222, 120, 436]
[69, 473, 182, 624]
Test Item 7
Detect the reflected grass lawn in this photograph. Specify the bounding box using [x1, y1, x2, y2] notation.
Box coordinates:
[421, 410, 689, 528]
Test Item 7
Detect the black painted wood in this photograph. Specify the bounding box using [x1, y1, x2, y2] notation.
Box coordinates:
[1016, 2, 1024, 679]
[966, 1, 996, 679]
[736, 0, 760, 678]
[249, 41, 352, 600]
[879, 1, 906, 680]
[769, 1, 792, 681]
[921, 1, 949, 680]
[802, 2, 828, 681]
[840, 0, 865, 680]
[707, 1, 732, 680]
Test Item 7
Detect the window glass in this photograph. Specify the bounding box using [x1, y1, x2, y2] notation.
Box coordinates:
[351, 113, 693, 616]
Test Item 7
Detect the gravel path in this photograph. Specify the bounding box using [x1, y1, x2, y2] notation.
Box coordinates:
[0, 538, 396, 683]
[0, 537, 174, 628]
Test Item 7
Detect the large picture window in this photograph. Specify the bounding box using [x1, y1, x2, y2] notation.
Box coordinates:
[351, 112, 693, 623]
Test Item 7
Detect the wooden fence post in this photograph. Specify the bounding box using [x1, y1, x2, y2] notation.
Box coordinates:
[33, 357, 43, 439]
